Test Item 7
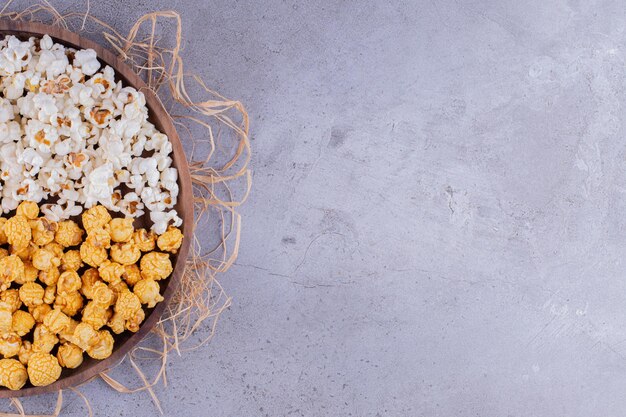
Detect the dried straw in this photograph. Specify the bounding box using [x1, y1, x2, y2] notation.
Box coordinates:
[0, 2, 250, 415]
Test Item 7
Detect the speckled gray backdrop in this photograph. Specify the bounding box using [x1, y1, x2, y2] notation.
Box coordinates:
[4, 0, 626, 416]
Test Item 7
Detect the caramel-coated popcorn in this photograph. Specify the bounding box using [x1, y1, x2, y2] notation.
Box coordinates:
[79, 241, 107, 267]
[55, 220, 83, 247]
[56, 343, 83, 369]
[31, 248, 60, 271]
[19, 282, 44, 308]
[157, 226, 183, 254]
[140, 252, 172, 281]
[1, 289, 21, 313]
[132, 229, 156, 252]
[27, 352, 61, 386]
[3, 215, 31, 250]
[0, 255, 24, 290]
[57, 271, 81, 294]
[134, 279, 163, 308]
[86, 330, 113, 359]
[81, 205, 111, 232]
[110, 242, 141, 265]
[122, 264, 142, 287]
[107, 218, 134, 243]
[12, 311, 35, 337]
[60, 250, 82, 271]
[54, 291, 83, 317]
[16, 202, 39, 220]
[85, 227, 110, 249]
[0, 333, 21, 358]
[0, 359, 27, 390]
[30, 218, 57, 246]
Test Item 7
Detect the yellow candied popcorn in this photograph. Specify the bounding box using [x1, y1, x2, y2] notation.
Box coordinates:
[0, 358, 27, 390]
[108, 280, 128, 305]
[132, 229, 156, 252]
[16, 201, 39, 220]
[98, 261, 125, 284]
[32, 325, 58, 353]
[57, 343, 83, 369]
[0, 255, 24, 290]
[71, 322, 98, 350]
[134, 279, 163, 308]
[17, 262, 38, 285]
[10, 245, 31, 262]
[19, 282, 44, 307]
[82, 205, 111, 231]
[38, 266, 60, 286]
[106, 218, 134, 243]
[107, 312, 124, 334]
[122, 264, 142, 286]
[157, 226, 184, 253]
[57, 271, 81, 294]
[114, 289, 141, 319]
[110, 242, 140, 265]
[0, 289, 21, 313]
[126, 308, 145, 333]
[12, 311, 35, 337]
[58, 318, 78, 344]
[54, 291, 84, 317]
[60, 250, 82, 271]
[0, 218, 7, 245]
[44, 242, 64, 259]
[0, 333, 21, 358]
[43, 285, 55, 304]
[79, 241, 107, 267]
[82, 301, 111, 330]
[86, 330, 114, 360]
[30, 218, 57, 246]
[31, 247, 60, 271]
[18, 342, 31, 365]
[90, 281, 114, 306]
[3, 215, 31, 249]
[140, 252, 172, 281]
[29, 304, 51, 323]
[55, 220, 83, 247]
[0, 307, 11, 333]
[27, 352, 61, 386]
[86, 227, 110, 249]
[42, 308, 71, 334]
[80, 268, 100, 299]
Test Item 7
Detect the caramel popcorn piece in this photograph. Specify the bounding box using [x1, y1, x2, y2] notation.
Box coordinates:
[18, 342, 31, 365]
[60, 250, 82, 271]
[79, 241, 107, 267]
[3, 215, 31, 250]
[80, 268, 100, 299]
[58, 318, 78, 344]
[18, 262, 38, 285]
[0, 307, 12, 333]
[12, 311, 35, 337]
[19, 282, 44, 307]
[82, 301, 111, 330]
[16, 201, 39, 220]
[0, 289, 21, 313]
[55, 220, 83, 247]
[44, 242, 64, 258]
[57, 343, 83, 369]
[38, 266, 60, 286]
[85, 227, 110, 249]
[43, 285, 55, 305]
[98, 261, 125, 284]
[126, 308, 145, 333]
[114, 289, 141, 319]
[42, 308, 71, 334]
[71, 322, 98, 350]
[106, 218, 134, 243]
[31, 247, 60, 271]
[0, 333, 21, 358]
[90, 281, 114, 306]
[0, 358, 27, 390]
[29, 304, 51, 323]
[54, 291, 83, 317]
[132, 229, 156, 252]
[0, 255, 24, 290]
[32, 325, 58, 353]
[86, 330, 114, 359]
[82, 205, 111, 232]
[57, 271, 81, 294]
[30, 218, 57, 246]
[10, 244, 31, 262]
[122, 264, 142, 286]
[134, 279, 163, 308]
[157, 226, 183, 253]
[110, 242, 140, 265]
[27, 352, 61, 386]
[140, 252, 172, 281]
[107, 313, 124, 334]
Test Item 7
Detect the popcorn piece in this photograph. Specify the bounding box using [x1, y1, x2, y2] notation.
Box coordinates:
[86, 227, 110, 249]
[110, 242, 140, 265]
[107, 217, 134, 243]
[157, 226, 183, 253]
[55, 220, 83, 247]
[98, 261, 125, 284]
[56, 343, 83, 369]
[38, 266, 59, 286]
[12, 311, 35, 337]
[0, 333, 21, 357]
[134, 279, 163, 308]
[30, 218, 57, 246]
[86, 329, 113, 359]
[132, 228, 156, 252]
[54, 291, 83, 317]
[18, 341, 31, 365]
[0, 358, 27, 390]
[140, 252, 172, 281]
[0, 307, 11, 333]
[82, 301, 110, 330]
[60, 250, 82, 271]
[44, 242, 63, 259]
[29, 304, 51, 323]
[16, 201, 39, 219]
[19, 282, 43, 308]
[122, 264, 142, 287]
[81, 205, 111, 232]
[3, 215, 31, 249]
[31, 247, 60, 270]
[79, 241, 107, 267]
[42, 308, 70, 334]
[126, 308, 145, 333]
[80, 268, 100, 299]
[32, 324, 58, 353]
[57, 271, 81, 294]
[90, 281, 114, 306]
[43, 285, 55, 305]
[0, 289, 21, 312]
[27, 352, 61, 386]
[70, 322, 98, 350]
[114, 289, 141, 319]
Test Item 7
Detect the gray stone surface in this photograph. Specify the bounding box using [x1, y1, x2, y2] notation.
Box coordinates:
[4, 0, 626, 415]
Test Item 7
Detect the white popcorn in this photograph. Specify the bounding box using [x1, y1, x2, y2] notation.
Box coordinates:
[0, 34, 180, 232]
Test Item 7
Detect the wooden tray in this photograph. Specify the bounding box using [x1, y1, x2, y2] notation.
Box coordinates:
[0, 21, 193, 397]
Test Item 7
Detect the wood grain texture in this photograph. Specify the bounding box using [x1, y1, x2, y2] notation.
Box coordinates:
[0, 20, 193, 397]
